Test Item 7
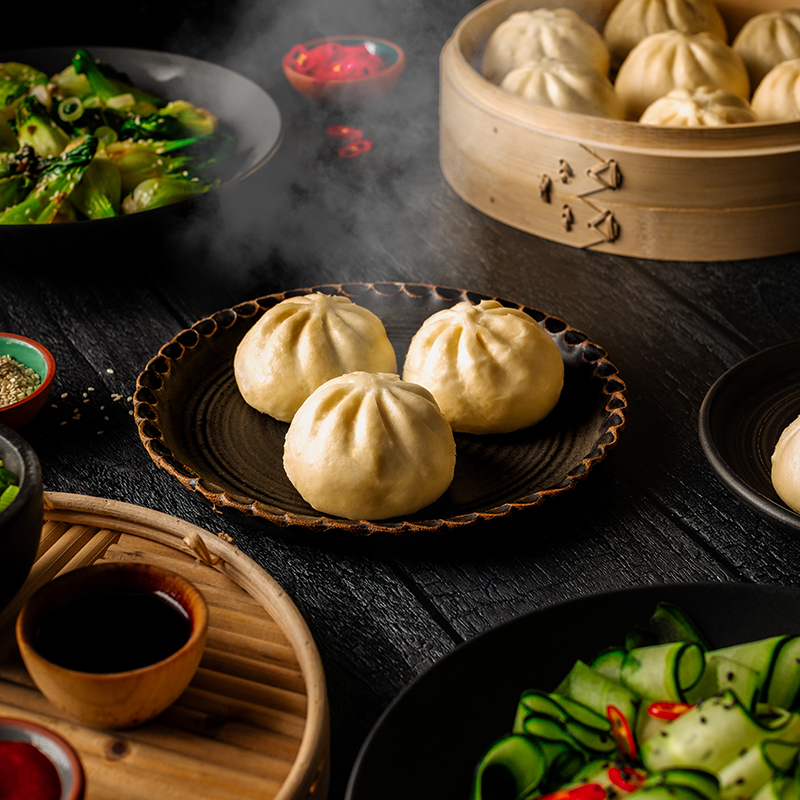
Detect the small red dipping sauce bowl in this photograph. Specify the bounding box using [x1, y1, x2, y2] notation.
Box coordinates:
[0, 716, 85, 800]
[283, 35, 406, 106]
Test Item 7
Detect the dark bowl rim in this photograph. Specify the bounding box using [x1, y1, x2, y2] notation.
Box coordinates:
[0, 332, 57, 414]
[0, 423, 42, 524]
[698, 339, 800, 534]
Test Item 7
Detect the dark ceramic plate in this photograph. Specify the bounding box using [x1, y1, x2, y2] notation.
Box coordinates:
[699, 339, 800, 535]
[134, 282, 626, 535]
[345, 582, 800, 800]
[0, 47, 282, 265]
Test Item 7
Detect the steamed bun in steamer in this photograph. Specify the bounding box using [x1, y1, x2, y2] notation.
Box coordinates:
[481, 7, 610, 84]
[603, 0, 728, 68]
[733, 9, 800, 89]
[234, 293, 397, 422]
[500, 58, 625, 119]
[751, 57, 800, 120]
[402, 300, 564, 434]
[771, 412, 800, 514]
[639, 85, 756, 125]
[283, 372, 456, 520]
[614, 30, 750, 120]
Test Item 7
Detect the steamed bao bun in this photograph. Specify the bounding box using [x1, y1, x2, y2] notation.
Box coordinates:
[733, 9, 800, 90]
[603, 0, 728, 70]
[639, 85, 756, 125]
[614, 30, 750, 120]
[283, 372, 456, 520]
[771, 412, 800, 514]
[501, 58, 625, 119]
[402, 300, 564, 435]
[234, 293, 397, 422]
[482, 7, 611, 84]
[751, 58, 800, 121]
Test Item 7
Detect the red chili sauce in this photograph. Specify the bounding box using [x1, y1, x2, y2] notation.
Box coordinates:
[0, 740, 61, 800]
[285, 42, 387, 81]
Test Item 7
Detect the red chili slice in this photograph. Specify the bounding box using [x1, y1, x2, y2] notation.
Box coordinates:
[327, 125, 364, 140]
[608, 765, 647, 793]
[337, 139, 373, 159]
[607, 705, 637, 760]
[647, 702, 694, 721]
[538, 783, 607, 800]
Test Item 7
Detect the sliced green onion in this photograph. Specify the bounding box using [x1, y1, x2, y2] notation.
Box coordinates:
[0, 484, 19, 512]
[58, 96, 83, 122]
[107, 93, 135, 110]
[95, 126, 118, 145]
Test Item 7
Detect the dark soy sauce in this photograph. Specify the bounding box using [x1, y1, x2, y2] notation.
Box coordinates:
[35, 588, 192, 673]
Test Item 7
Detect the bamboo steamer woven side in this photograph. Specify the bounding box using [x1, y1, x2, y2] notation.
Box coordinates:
[440, 0, 800, 261]
[0, 492, 329, 800]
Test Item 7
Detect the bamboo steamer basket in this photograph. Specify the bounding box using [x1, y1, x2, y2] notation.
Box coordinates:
[440, 0, 800, 261]
[0, 493, 329, 800]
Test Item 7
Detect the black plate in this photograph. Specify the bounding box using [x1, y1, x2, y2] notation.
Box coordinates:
[134, 282, 627, 535]
[345, 581, 800, 800]
[699, 339, 800, 535]
[0, 47, 282, 267]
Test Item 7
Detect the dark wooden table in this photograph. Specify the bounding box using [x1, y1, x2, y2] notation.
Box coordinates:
[5, 1, 800, 797]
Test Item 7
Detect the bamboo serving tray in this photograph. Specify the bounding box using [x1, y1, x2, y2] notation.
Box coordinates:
[0, 492, 329, 800]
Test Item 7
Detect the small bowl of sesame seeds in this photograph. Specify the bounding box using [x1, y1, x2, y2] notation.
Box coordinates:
[0, 333, 56, 431]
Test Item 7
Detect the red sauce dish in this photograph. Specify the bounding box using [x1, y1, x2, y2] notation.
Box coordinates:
[0, 716, 84, 800]
[282, 35, 405, 106]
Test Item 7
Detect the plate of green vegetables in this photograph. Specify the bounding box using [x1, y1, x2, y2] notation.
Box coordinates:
[0, 46, 282, 225]
[346, 582, 800, 800]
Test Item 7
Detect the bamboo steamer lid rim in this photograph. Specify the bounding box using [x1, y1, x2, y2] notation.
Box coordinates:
[445, 0, 800, 156]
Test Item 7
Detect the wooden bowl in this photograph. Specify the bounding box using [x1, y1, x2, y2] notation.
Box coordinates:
[0, 716, 85, 800]
[0, 333, 56, 431]
[440, 0, 800, 261]
[0, 424, 42, 612]
[16, 562, 209, 729]
[283, 35, 406, 106]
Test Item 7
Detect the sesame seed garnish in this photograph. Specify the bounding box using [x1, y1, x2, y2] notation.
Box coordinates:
[0, 355, 41, 408]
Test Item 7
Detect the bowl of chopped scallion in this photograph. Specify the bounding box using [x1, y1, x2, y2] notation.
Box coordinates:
[0, 333, 55, 430]
[0, 423, 42, 611]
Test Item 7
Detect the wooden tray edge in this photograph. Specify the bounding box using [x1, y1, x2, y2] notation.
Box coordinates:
[41, 491, 330, 800]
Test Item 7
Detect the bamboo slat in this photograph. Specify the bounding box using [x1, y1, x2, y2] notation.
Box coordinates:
[0, 492, 329, 800]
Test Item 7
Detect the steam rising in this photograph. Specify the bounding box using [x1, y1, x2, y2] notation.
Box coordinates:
[152, 0, 476, 295]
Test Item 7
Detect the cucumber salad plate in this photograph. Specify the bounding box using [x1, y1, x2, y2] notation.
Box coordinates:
[346, 583, 800, 800]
